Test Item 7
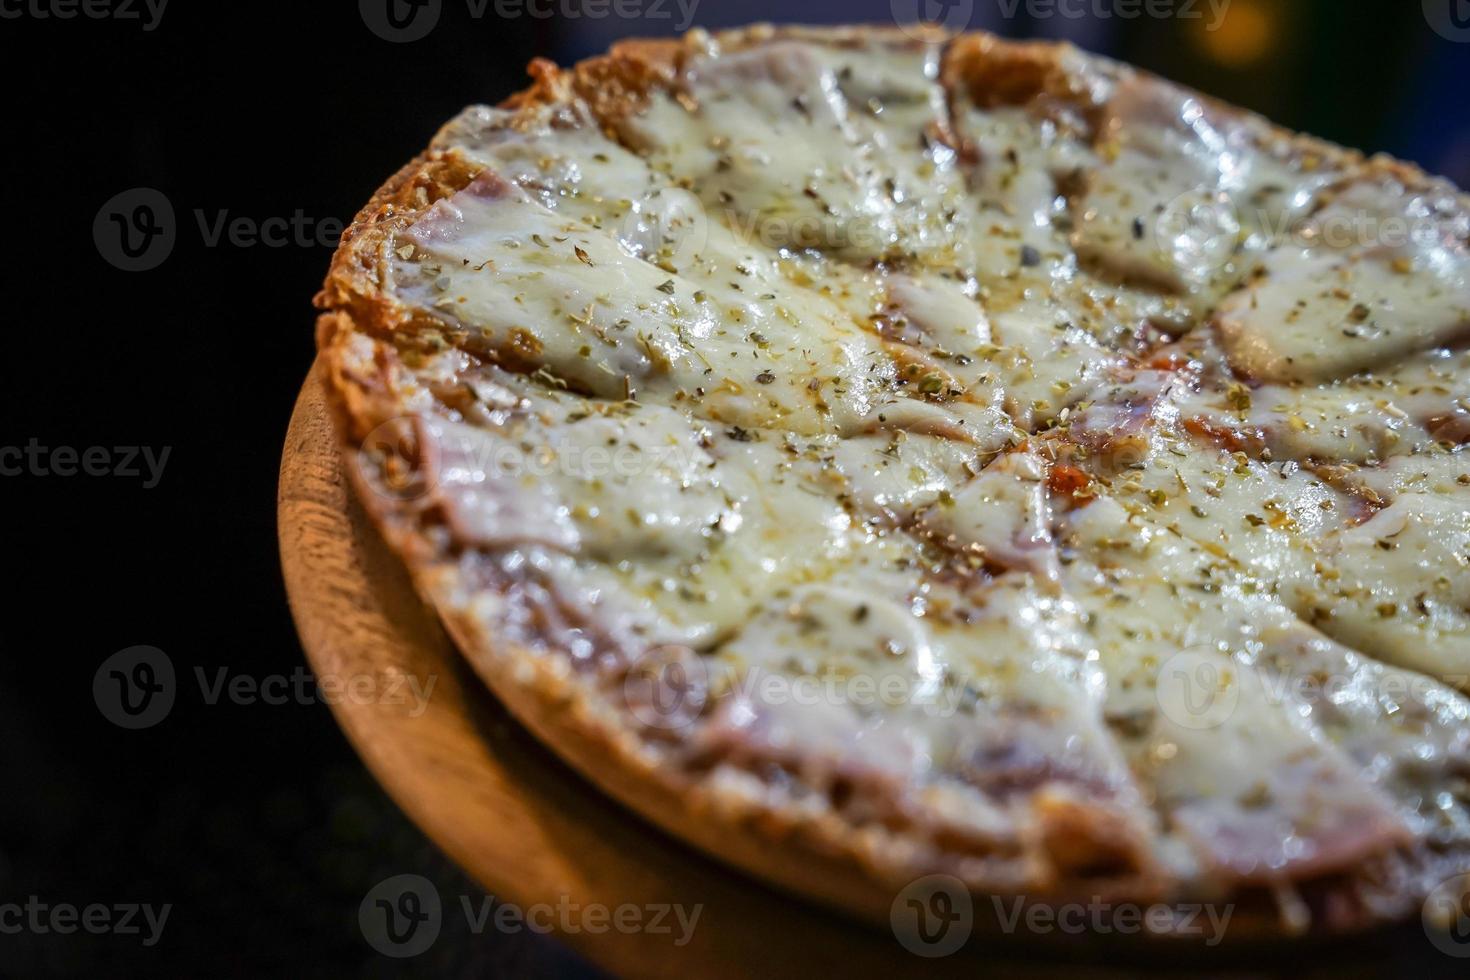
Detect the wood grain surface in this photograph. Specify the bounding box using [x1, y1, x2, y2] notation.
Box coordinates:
[277, 359, 1420, 978]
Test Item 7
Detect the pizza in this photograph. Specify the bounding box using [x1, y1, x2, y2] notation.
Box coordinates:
[315, 24, 1470, 942]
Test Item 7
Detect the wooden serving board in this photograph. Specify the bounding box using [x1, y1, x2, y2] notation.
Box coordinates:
[277, 360, 1414, 978]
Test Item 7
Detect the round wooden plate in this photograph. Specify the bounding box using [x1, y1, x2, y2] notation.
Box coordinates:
[277, 359, 1424, 977]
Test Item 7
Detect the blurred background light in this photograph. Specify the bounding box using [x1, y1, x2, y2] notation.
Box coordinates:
[1193, 0, 1278, 68]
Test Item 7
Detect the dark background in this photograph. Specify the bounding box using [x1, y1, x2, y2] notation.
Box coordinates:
[1, 1, 1466, 976]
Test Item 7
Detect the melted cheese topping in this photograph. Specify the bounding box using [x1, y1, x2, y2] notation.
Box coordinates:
[345, 29, 1470, 905]
[1215, 177, 1470, 382]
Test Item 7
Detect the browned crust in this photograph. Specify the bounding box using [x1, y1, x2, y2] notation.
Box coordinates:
[313, 23, 1470, 943]
[942, 31, 1467, 211]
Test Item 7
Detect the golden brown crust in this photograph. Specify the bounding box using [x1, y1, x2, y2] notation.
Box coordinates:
[314, 24, 1470, 942]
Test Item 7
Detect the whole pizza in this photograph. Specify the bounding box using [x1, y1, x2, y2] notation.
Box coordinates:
[315, 24, 1470, 941]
